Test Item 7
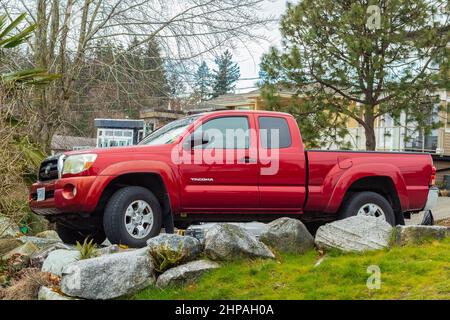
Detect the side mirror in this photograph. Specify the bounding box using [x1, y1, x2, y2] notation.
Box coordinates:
[184, 132, 210, 149]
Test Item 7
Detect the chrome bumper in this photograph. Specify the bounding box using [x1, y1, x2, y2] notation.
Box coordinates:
[423, 187, 439, 211]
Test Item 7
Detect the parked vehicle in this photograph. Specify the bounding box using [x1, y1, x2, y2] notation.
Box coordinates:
[30, 110, 438, 246]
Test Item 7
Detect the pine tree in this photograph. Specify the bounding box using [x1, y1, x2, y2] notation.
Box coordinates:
[194, 61, 211, 101]
[211, 50, 240, 98]
[144, 39, 169, 98]
[260, 0, 449, 150]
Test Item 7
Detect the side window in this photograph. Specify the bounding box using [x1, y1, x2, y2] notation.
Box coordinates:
[259, 116, 292, 148]
[193, 116, 250, 149]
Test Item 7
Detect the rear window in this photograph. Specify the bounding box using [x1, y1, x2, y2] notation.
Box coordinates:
[259, 116, 292, 149]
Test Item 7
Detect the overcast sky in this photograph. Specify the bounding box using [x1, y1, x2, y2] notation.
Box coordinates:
[233, 0, 288, 93]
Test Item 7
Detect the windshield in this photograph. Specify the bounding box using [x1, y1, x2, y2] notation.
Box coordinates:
[139, 115, 199, 146]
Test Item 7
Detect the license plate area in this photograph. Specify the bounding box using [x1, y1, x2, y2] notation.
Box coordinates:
[36, 187, 45, 201]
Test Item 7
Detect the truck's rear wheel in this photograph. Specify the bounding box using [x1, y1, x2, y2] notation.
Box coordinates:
[56, 223, 106, 245]
[103, 186, 162, 247]
[338, 191, 395, 226]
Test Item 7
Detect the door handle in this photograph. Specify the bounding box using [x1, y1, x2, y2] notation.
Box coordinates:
[239, 156, 256, 164]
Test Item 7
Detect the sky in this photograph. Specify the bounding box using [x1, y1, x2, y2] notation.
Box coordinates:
[233, 0, 288, 93]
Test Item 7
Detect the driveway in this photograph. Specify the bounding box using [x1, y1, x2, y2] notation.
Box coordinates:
[406, 197, 450, 225]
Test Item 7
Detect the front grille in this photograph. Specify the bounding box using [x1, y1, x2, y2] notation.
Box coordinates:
[38, 156, 60, 182]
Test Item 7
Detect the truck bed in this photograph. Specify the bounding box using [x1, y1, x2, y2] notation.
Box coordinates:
[304, 150, 433, 213]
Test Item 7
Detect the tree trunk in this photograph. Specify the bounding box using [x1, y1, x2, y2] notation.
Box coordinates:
[364, 105, 376, 151]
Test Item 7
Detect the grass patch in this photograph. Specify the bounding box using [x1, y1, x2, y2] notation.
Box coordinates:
[133, 238, 450, 300]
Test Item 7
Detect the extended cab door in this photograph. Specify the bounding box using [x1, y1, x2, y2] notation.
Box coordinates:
[178, 114, 259, 210]
[257, 115, 307, 210]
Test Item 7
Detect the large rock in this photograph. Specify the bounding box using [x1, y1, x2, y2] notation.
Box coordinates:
[315, 216, 392, 252]
[204, 223, 275, 261]
[60, 248, 155, 300]
[394, 225, 450, 246]
[38, 286, 79, 300]
[96, 244, 120, 256]
[156, 260, 220, 288]
[0, 238, 22, 256]
[36, 230, 62, 241]
[147, 234, 202, 262]
[42, 249, 80, 276]
[30, 243, 73, 269]
[2, 241, 39, 261]
[17, 236, 61, 248]
[0, 215, 21, 239]
[185, 222, 269, 243]
[259, 217, 314, 254]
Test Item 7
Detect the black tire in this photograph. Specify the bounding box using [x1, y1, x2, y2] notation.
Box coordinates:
[56, 223, 106, 245]
[338, 191, 396, 226]
[103, 186, 162, 247]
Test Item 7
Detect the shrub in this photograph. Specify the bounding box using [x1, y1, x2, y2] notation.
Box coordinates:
[0, 268, 59, 300]
[0, 114, 46, 237]
[76, 238, 98, 260]
[149, 243, 187, 274]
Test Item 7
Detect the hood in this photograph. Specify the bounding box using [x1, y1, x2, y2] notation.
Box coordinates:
[61, 144, 167, 157]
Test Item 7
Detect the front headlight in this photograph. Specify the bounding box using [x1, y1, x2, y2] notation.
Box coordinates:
[62, 154, 97, 175]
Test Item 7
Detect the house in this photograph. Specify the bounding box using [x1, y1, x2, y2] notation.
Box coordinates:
[191, 88, 296, 112]
[51, 135, 96, 155]
[95, 118, 145, 147]
[139, 108, 184, 135]
[335, 89, 450, 184]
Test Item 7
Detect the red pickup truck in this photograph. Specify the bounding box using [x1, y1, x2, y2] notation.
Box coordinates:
[30, 110, 438, 247]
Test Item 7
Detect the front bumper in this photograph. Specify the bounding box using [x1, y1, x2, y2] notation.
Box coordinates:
[29, 176, 110, 216]
[423, 186, 439, 211]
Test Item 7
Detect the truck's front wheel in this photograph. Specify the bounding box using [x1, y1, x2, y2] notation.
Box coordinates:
[338, 191, 396, 226]
[103, 186, 162, 247]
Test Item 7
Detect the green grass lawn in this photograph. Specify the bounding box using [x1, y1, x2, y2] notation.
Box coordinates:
[133, 238, 450, 300]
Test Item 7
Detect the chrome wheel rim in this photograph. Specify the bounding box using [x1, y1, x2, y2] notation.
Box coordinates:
[124, 200, 154, 239]
[357, 203, 385, 220]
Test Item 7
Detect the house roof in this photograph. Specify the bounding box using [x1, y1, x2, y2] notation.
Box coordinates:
[140, 108, 184, 120]
[51, 135, 96, 151]
[205, 88, 297, 108]
[94, 118, 144, 129]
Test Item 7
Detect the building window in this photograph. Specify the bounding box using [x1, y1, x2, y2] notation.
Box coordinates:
[145, 121, 155, 135]
[447, 103, 450, 126]
[97, 128, 134, 148]
[73, 146, 92, 151]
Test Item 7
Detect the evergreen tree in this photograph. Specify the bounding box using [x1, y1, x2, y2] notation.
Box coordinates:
[211, 50, 240, 98]
[144, 39, 169, 98]
[194, 61, 211, 101]
[260, 0, 449, 150]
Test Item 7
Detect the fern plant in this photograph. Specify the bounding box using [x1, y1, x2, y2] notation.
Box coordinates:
[76, 238, 98, 260]
[0, 13, 59, 87]
[149, 243, 187, 273]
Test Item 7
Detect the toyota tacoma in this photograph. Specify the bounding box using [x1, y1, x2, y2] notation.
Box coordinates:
[30, 110, 438, 247]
